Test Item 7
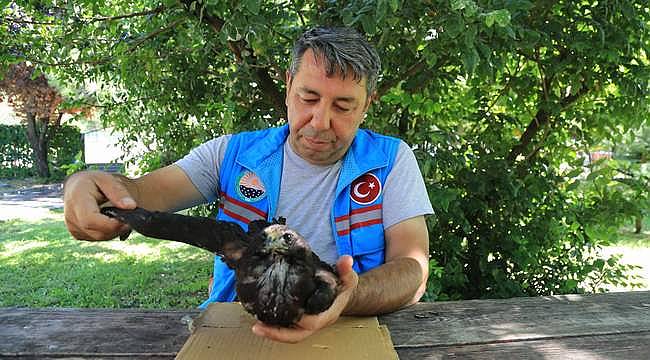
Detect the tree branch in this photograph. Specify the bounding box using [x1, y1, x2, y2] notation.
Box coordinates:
[507, 108, 549, 162]
[181, 0, 286, 120]
[291, 0, 307, 26]
[2, 17, 56, 25]
[125, 18, 185, 53]
[377, 60, 427, 97]
[27, 18, 184, 67]
[88, 5, 169, 22]
[2, 5, 170, 27]
[507, 84, 590, 162]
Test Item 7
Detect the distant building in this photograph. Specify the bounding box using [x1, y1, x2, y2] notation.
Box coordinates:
[83, 128, 125, 173]
[590, 150, 613, 162]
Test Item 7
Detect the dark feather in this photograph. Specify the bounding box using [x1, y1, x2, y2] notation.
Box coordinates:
[100, 206, 339, 326]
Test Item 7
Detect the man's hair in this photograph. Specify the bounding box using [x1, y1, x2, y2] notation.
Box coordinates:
[289, 27, 381, 97]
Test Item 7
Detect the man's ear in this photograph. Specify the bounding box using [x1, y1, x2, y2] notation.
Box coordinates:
[363, 92, 376, 113]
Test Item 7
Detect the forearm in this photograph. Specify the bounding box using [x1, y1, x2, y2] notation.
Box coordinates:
[110, 166, 204, 212]
[342, 257, 424, 316]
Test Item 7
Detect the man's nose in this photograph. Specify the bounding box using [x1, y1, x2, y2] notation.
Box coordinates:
[310, 103, 331, 130]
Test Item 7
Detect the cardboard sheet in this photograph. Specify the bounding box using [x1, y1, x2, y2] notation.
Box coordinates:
[176, 302, 398, 359]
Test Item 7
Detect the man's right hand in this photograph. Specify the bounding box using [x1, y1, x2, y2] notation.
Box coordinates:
[63, 171, 137, 241]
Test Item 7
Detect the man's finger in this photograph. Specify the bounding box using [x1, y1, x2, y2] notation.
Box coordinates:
[93, 173, 137, 209]
[252, 322, 313, 344]
[69, 212, 125, 240]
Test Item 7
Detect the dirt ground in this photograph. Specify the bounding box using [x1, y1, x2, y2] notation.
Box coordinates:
[0, 179, 63, 220]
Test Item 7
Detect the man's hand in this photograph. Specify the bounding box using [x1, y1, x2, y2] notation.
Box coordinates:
[251, 255, 358, 343]
[64, 171, 137, 241]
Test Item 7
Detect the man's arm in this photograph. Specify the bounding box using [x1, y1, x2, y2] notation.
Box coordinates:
[252, 215, 430, 342]
[344, 215, 429, 315]
[64, 165, 205, 241]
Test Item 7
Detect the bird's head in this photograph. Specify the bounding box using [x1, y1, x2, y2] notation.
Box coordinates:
[263, 224, 310, 254]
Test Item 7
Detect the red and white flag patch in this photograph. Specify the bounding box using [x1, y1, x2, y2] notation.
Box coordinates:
[350, 173, 381, 205]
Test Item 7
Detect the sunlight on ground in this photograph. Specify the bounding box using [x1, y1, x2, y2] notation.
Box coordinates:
[601, 246, 650, 291]
[96, 239, 192, 258]
[0, 240, 50, 258]
[0, 205, 62, 220]
[98, 241, 167, 258]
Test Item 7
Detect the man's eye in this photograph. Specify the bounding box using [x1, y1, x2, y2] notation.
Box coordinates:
[336, 105, 350, 112]
[301, 97, 318, 103]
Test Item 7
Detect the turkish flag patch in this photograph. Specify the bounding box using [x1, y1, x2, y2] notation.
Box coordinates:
[350, 173, 382, 205]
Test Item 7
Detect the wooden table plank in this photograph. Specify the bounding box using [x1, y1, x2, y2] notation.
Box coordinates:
[0, 307, 198, 357]
[378, 291, 650, 348]
[395, 331, 650, 360]
[1, 291, 649, 359]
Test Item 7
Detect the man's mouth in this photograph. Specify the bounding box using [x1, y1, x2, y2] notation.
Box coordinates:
[303, 136, 332, 149]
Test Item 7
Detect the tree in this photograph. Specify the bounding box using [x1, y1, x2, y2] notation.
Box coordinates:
[0, 62, 63, 178]
[612, 125, 650, 234]
[2, 0, 648, 299]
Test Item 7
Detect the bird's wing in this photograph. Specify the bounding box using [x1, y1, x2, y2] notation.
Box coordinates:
[100, 207, 248, 266]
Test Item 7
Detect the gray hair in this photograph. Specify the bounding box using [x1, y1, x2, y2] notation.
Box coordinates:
[289, 27, 381, 97]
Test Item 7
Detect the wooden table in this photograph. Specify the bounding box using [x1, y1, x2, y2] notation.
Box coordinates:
[1, 291, 649, 359]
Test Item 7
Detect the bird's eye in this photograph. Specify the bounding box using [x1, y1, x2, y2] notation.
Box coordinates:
[282, 233, 293, 242]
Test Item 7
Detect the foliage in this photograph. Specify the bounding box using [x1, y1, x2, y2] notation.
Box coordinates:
[0, 123, 33, 178]
[2, 1, 649, 300]
[59, 151, 86, 176]
[49, 124, 84, 178]
[0, 124, 82, 180]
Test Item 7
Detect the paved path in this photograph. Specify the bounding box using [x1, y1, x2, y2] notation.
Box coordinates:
[0, 182, 63, 220]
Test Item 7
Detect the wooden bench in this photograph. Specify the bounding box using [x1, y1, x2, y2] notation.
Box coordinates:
[1, 291, 649, 359]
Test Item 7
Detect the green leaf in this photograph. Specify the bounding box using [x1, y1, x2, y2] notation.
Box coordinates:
[564, 279, 578, 290]
[389, 0, 400, 12]
[462, 45, 479, 75]
[484, 10, 511, 28]
[242, 0, 260, 15]
[376, 0, 388, 21]
[361, 16, 376, 35]
[485, 15, 495, 28]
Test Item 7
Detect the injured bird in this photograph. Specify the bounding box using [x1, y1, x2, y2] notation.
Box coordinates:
[100, 207, 339, 327]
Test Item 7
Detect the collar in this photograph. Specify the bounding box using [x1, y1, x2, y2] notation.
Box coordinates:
[236, 125, 390, 209]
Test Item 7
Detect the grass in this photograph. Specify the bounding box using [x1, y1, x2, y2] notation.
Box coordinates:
[0, 212, 213, 309]
[610, 216, 650, 248]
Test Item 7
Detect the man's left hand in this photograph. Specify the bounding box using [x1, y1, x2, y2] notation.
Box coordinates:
[251, 255, 358, 343]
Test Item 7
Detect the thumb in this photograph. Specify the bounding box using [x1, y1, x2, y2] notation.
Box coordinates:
[336, 255, 358, 288]
[94, 172, 137, 209]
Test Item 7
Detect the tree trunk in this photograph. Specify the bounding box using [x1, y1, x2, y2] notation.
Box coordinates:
[24, 112, 50, 178]
[635, 216, 643, 234]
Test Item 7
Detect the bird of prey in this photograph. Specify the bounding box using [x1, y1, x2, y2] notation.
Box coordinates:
[100, 207, 339, 326]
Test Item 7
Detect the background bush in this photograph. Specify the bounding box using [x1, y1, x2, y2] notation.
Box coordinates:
[0, 124, 82, 180]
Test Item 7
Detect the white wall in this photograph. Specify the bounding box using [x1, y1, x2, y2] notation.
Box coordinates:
[83, 128, 124, 164]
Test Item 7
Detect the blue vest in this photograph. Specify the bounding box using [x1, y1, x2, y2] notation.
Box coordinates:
[199, 125, 400, 308]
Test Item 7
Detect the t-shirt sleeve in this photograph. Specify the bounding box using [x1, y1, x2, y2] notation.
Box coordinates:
[174, 135, 231, 203]
[382, 140, 434, 229]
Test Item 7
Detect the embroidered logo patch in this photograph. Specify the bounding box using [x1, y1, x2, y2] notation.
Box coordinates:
[350, 173, 381, 205]
[236, 171, 266, 202]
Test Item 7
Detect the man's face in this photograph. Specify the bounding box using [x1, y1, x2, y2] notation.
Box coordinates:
[285, 49, 372, 165]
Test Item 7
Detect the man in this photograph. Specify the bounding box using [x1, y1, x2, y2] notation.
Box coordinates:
[64, 27, 433, 343]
